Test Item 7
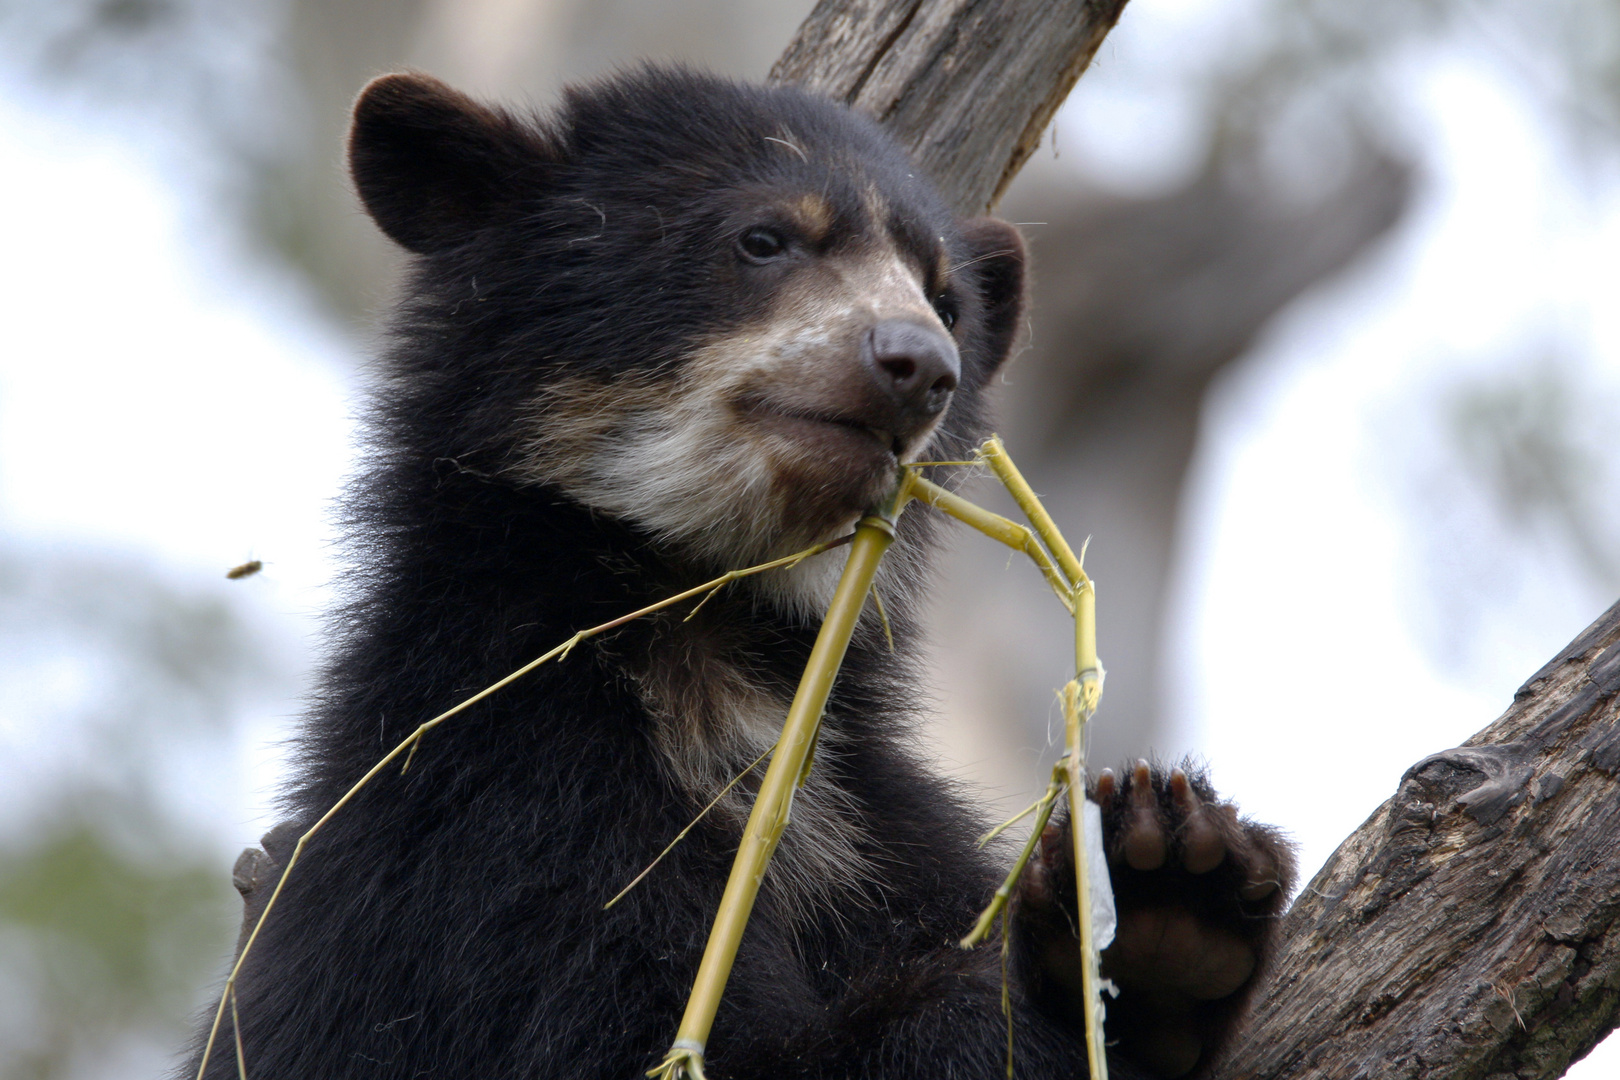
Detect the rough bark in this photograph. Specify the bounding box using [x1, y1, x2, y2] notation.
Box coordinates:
[769, 0, 1130, 215]
[1207, 598, 1620, 1080]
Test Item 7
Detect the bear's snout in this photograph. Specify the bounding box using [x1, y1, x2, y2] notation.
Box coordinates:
[864, 319, 960, 444]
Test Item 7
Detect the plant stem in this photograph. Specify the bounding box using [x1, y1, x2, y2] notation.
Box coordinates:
[663, 481, 911, 1073]
[1065, 681, 1108, 1080]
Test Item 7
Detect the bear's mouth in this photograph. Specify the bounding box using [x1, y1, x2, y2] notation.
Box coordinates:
[748, 404, 905, 461]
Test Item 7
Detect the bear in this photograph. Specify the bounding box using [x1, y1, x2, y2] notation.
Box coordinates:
[184, 67, 1295, 1080]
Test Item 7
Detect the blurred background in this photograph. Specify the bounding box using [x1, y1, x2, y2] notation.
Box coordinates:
[0, 0, 1617, 1076]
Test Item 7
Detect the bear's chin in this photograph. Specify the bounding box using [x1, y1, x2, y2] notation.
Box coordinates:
[762, 451, 900, 543]
[734, 406, 943, 563]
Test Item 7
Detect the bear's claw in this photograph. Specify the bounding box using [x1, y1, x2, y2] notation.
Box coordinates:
[1014, 761, 1296, 1078]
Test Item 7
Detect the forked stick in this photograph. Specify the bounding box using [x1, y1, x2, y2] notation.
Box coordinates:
[980, 437, 1110, 1077]
[920, 439, 1110, 1080]
[655, 439, 1111, 1080]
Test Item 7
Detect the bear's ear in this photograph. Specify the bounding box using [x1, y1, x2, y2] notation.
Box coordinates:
[349, 72, 558, 254]
[957, 218, 1027, 374]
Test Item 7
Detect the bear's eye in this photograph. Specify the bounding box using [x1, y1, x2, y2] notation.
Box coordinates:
[932, 293, 958, 332]
[737, 227, 788, 262]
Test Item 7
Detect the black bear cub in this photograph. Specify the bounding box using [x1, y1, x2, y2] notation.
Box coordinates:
[186, 68, 1294, 1080]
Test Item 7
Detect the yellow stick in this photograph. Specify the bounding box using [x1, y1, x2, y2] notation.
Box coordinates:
[978, 436, 1085, 587]
[1073, 578, 1101, 716]
[230, 986, 246, 1080]
[908, 475, 1074, 613]
[925, 439, 1108, 1080]
[652, 482, 911, 1080]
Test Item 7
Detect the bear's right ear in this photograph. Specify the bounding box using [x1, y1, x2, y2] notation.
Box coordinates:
[956, 217, 1027, 376]
[349, 73, 557, 255]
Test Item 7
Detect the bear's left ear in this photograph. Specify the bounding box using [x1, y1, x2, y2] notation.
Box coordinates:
[349, 72, 559, 254]
[956, 218, 1027, 374]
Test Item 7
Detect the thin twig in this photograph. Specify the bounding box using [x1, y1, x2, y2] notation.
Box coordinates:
[230, 985, 247, 1080]
[960, 767, 1066, 948]
[977, 784, 1061, 849]
[194, 532, 856, 1080]
[869, 585, 895, 653]
[605, 744, 775, 910]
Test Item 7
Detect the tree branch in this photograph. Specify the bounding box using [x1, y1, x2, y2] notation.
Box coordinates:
[1208, 598, 1620, 1080]
[769, 0, 1130, 216]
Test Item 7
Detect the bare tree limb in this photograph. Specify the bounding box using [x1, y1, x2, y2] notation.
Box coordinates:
[1208, 598, 1620, 1080]
[769, 0, 1130, 215]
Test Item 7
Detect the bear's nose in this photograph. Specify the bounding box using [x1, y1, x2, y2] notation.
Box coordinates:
[866, 320, 960, 430]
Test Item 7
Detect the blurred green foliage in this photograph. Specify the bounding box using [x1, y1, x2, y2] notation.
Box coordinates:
[0, 545, 281, 1077]
[0, 817, 234, 1080]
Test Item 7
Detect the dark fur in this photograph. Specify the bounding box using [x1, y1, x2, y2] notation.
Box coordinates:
[183, 68, 1293, 1080]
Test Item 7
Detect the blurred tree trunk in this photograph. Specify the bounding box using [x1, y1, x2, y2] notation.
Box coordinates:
[936, 143, 1412, 783]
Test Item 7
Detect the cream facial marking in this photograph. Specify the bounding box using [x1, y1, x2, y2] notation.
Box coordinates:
[506, 240, 952, 581]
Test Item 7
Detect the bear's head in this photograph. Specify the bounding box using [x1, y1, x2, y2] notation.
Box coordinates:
[349, 67, 1025, 574]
